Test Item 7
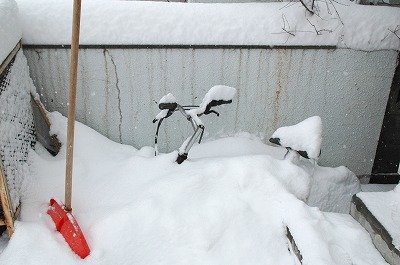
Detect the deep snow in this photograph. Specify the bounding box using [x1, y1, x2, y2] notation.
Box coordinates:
[0, 113, 385, 265]
[14, 0, 400, 51]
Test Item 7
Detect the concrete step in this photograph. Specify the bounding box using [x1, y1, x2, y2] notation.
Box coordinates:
[351, 194, 400, 265]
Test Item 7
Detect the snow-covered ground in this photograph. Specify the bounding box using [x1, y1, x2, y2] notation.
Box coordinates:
[0, 113, 388, 265]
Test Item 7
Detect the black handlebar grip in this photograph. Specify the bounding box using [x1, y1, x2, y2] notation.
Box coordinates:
[204, 99, 232, 115]
[159, 102, 178, 110]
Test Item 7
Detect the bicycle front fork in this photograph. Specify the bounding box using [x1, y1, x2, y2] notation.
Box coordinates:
[176, 125, 204, 164]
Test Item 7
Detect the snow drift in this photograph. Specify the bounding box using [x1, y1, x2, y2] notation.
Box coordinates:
[0, 113, 382, 265]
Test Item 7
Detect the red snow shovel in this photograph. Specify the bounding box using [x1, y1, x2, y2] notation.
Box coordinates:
[47, 0, 90, 259]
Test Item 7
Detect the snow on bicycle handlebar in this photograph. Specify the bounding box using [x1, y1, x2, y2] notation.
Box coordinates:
[198, 85, 236, 114]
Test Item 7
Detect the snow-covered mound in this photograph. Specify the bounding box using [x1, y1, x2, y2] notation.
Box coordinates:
[271, 116, 322, 160]
[307, 165, 360, 213]
[0, 113, 384, 265]
[14, 0, 400, 51]
[0, 0, 21, 63]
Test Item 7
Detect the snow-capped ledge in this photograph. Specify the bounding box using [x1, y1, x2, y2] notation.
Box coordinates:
[15, 0, 400, 51]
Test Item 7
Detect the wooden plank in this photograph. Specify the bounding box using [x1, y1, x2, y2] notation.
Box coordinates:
[31, 94, 61, 155]
[0, 205, 20, 228]
[14, 203, 21, 220]
[286, 226, 303, 264]
[0, 40, 22, 237]
[0, 159, 15, 237]
[351, 195, 400, 265]
[0, 41, 21, 75]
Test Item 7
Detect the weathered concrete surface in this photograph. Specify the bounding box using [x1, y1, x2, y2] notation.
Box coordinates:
[351, 195, 400, 265]
[23, 47, 398, 174]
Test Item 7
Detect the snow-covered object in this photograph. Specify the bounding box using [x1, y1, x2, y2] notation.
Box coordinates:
[197, 85, 236, 114]
[0, 0, 21, 64]
[0, 51, 35, 212]
[271, 116, 322, 159]
[154, 109, 169, 121]
[358, 189, 400, 250]
[159, 93, 176, 104]
[0, 115, 387, 264]
[184, 85, 236, 120]
[307, 165, 360, 213]
[14, 0, 400, 51]
[154, 93, 177, 122]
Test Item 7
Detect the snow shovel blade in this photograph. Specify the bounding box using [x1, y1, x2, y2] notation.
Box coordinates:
[47, 199, 90, 259]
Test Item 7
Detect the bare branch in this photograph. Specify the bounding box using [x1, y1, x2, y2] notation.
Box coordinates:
[299, 0, 315, 14]
[279, 1, 298, 10]
[326, 0, 344, 25]
[388, 25, 400, 40]
[282, 28, 296, 36]
[306, 18, 333, 35]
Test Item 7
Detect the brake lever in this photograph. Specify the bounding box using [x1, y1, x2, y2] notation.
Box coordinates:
[153, 109, 175, 123]
[205, 110, 220, 116]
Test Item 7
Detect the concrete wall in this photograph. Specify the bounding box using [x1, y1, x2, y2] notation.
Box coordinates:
[23, 47, 398, 174]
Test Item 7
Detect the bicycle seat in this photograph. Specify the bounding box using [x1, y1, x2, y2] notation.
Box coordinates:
[158, 93, 178, 111]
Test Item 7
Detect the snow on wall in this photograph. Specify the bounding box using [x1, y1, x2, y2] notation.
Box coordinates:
[24, 47, 398, 175]
[15, 0, 400, 51]
[0, 51, 36, 212]
[0, 0, 22, 64]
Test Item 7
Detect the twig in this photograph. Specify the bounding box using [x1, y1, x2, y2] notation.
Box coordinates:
[282, 28, 296, 36]
[306, 18, 333, 35]
[330, 0, 350, 6]
[388, 25, 400, 40]
[299, 0, 315, 14]
[327, 0, 344, 25]
[279, 1, 298, 10]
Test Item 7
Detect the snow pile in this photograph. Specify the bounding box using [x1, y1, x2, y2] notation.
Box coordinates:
[0, 114, 384, 264]
[306, 165, 360, 213]
[0, 0, 21, 64]
[0, 51, 35, 211]
[358, 186, 400, 250]
[14, 0, 400, 51]
[271, 116, 322, 159]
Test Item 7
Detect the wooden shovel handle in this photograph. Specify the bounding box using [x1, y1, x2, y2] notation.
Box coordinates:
[65, 0, 82, 211]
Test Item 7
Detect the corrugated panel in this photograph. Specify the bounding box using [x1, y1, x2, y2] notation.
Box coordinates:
[23, 48, 398, 174]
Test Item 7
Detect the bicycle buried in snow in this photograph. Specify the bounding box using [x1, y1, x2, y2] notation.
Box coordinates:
[153, 85, 236, 164]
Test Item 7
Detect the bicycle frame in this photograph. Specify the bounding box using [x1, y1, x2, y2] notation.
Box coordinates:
[154, 104, 205, 163]
[153, 85, 236, 164]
